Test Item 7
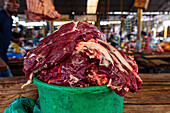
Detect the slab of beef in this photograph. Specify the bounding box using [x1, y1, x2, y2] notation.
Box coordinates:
[23, 22, 106, 77]
[23, 21, 142, 96]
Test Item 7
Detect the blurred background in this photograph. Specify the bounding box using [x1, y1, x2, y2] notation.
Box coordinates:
[0, 0, 170, 75]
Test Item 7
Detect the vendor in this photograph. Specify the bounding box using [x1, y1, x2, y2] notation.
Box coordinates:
[0, 0, 20, 77]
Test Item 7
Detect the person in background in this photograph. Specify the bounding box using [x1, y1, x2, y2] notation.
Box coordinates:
[113, 30, 121, 49]
[141, 31, 147, 50]
[33, 34, 40, 47]
[109, 32, 116, 46]
[8, 32, 25, 53]
[18, 25, 27, 46]
[109, 28, 120, 48]
[145, 33, 151, 50]
[123, 34, 131, 52]
[150, 31, 157, 49]
[0, 0, 20, 77]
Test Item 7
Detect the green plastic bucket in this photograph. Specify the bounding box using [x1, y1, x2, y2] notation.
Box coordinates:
[33, 77, 124, 113]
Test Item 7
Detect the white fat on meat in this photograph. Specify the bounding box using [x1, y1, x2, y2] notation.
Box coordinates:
[58, 21, 79, 37]
[76, 42, 114, 67]
[107, 79, 122, 91]
[21, 73, 33, 89]
[21, 67, 44, 89]
[29, 54, 36, 58]
[97, 39, 142, 82]
[69, 75, 79, 85]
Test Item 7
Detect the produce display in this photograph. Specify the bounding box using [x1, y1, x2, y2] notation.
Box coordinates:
[160, 42, 170, 52]
[23, 21, 142, 96]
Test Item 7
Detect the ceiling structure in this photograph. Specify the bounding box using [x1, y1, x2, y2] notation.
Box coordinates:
[0, 0, 170, 20]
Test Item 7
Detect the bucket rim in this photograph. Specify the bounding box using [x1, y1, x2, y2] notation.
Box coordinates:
[33, 76, 112, 94]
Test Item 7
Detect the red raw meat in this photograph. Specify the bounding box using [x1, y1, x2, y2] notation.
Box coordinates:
[23, 21, 142, 96]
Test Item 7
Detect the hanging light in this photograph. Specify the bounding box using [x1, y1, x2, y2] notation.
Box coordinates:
[86, 0, 99, 14]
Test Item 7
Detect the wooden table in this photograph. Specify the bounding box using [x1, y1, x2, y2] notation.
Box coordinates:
[0, 74, 170, 113]
[9, 60, 25, 76]
[143, 54, 170, 59]
[129, 51, 170, 73]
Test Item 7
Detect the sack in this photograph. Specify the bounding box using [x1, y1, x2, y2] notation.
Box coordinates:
[4, 97, 40, 113]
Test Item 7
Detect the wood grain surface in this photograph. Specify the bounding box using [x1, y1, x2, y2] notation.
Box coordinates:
[143, 54, 170, 59]
[0, 74, 170, 113]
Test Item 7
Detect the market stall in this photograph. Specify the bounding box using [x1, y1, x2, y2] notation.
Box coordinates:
[0, 0, 170, 113]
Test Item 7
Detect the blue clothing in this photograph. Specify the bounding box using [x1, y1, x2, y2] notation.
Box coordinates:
[0, 9, 13, 65]
[33, 37, 39, 45]
[0, 66, 13, 77]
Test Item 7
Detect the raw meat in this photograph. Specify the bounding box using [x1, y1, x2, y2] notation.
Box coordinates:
[23, 21, 142, 96]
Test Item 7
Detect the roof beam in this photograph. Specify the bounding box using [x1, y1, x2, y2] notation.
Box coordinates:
[155, 0, 169, 11]
[128, 0, 135, 12]
[67, 0, 71, 14]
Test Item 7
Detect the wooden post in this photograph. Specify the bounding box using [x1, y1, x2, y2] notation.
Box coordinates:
[106, 0, 110, 39]
[97, 14, 100, 29]
[120, 0, 123, 16]
[164, 26, 168, 38]
[50, 0, 54, 33]
[136, 8, 143, 51]
[97, 0, 104, 29]
[49, 21, 54, 33]
[42, 20, 46, 38]
[120, 0, 123, 50]
[42, 24, 45, 38]
[15, 22, 19, 33]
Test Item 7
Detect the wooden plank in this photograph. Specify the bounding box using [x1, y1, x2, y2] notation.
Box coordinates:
[140, 74, 170, 82]
[139, 74, 170, 85]
[134, 54, 142, 58]
[1, 84, 170, 112]
[149, 59, 170, 66]
[136, 57, 170, 73]
[0, 76, 37, 112]
[124, 85, 170, 104]
[142, 82, 170, 85]
[0, 83, 38, 112]
[0, 74, 170, 112]
[0, 76, 27, 83]
[143, 54, 170, 59]
[9, 61, 25, 76]
[136, 57, 155, 66]
[123, 105, 170, 113]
